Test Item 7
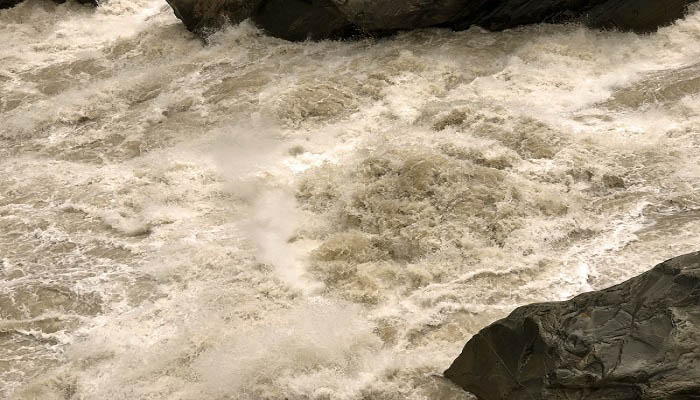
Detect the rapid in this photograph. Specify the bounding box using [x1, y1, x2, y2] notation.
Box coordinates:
[1, 0, 700, 398]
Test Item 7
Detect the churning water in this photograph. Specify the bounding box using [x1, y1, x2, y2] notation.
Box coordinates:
[1, 1, 700, 398]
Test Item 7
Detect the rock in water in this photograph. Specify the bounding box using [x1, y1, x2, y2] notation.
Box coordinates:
[164, 0, 260, 34]
[165, 0, 698, 40]
[584, 0, 695, 33]
[444, 251, 700, 400]
[0, 0, 22, 8]
[447, 0, 696, 33]
[329, 0, 468, 32]
[164, 0, 355, 40]
[251, 0, 356, 41]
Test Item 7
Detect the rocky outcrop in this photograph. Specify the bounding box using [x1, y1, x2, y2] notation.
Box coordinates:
[583, 0, 696, 32]
[164, 0, 357, 39]
[330, 0, 468, 32]
[444, 251, 700, 400]
[251, 0, 357, 41]
[164, 0, 698, 40]
[0, 0, 23, 8]
[446, 0, 695, 33]
[164, 0, 260, 35]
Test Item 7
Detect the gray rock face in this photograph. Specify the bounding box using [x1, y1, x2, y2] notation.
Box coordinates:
[584, 0, 694, 32]
[164, 0, 355, 40]
[445, 0, 695, 33]
[164, 0, 260, 35]
[0, 0, 23, 8]
[330, 0, 468, 31]
[452, 0, 695, 33]
[444, 251, 700, 400]
[165, 0, 698, 41]
[251, 0, 356, 41]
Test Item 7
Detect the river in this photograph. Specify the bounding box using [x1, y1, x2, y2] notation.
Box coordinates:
[1, 1, 700, 398]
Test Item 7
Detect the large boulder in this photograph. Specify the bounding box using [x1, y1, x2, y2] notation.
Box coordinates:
[251, 0, 356, 41]
[447, 0, 696, 33]
[165, 0, 355, 40]
[0, 0, 22, 8]
[164, 0, 260, 35]
[584, 0, 695, 33]
[329, 0, 468, 32]
[444, 251, 700, 400]
[165, 0, 698, 40]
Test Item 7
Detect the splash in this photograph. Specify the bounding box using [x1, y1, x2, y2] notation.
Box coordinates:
[2, 0, 700, 398]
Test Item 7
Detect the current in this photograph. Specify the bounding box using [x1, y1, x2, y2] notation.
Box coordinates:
[1, 1, 700, 398]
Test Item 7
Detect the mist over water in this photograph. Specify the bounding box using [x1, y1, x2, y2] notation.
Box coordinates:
[1, 1, 700, 398]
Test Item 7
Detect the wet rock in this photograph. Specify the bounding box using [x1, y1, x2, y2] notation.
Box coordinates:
[0, 0, 23, 9]
[330, 0, 467, 32]
[444, 251, 700, 400]
[448, 0, 696, 34]
[165, 0, 698, 40]
[164, 0, 260, 35]
[165, 0, 356, 40]
[251, 0, 357, 41]
[583, 0, 696, 33]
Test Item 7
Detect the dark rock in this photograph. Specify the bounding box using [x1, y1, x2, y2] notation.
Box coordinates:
[251, 0, 357, 41]
[0, 0, 23, 9]
[584, 0, 695, 33]
[165, 0, 358, 40]
[330, 0, 467, 32]
[164, 0, 260, 35]
[447, 0, 696, 33]
[444, 251, 700, 400]
[165, 0, 698, 40]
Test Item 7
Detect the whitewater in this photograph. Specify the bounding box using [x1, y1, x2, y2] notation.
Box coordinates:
[1, 1, 700, 398]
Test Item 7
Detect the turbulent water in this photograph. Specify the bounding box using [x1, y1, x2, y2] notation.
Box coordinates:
[1, 1, 700, 398]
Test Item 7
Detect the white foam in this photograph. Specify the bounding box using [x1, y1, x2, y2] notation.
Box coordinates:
[3, 2, 700, 399]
